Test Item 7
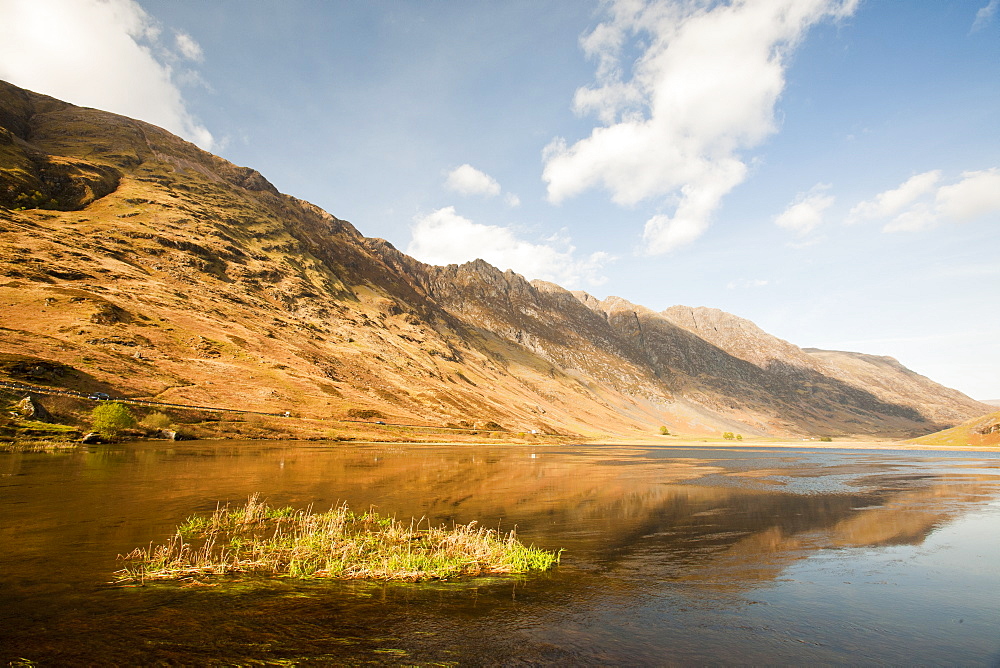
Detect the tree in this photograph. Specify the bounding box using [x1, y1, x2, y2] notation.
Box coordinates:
[659, 426, 670, 436]
[735, 434, 743, 441]
[722, 431, 735, 440]
[91, 402, 136, 439]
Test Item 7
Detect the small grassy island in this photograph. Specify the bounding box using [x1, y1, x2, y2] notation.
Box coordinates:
[116, 495, 560, 583]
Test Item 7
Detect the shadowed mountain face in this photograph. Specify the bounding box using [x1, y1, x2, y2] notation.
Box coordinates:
[0, 81, 990, 438]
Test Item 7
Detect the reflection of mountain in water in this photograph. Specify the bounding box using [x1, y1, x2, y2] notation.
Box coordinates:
[94, 443, 996, 592]
[5, 442, 996, 597]
[388, 449, 993, 590]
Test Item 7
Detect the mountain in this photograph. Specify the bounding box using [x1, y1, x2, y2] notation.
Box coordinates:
[0, 81, 991, 440]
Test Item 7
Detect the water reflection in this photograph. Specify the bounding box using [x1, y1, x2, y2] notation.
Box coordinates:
[1, 442, 999, 665]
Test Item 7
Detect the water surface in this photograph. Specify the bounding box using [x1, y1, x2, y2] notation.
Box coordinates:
[2, 442, 999, 665]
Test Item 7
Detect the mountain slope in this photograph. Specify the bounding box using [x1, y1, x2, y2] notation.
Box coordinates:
[0, 81, 990, 439]
[908, 409, 1000, 448]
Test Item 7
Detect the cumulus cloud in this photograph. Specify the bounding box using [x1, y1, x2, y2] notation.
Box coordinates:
[775, 185, 835, 236]
[445, 164, 501, 197]
[848, 169, 1000, 232]
[935, 169, 1000, 222]
[543, 0, 859, 254]
[0, 0, 213, 149]
[445, 164, 521, 208]
[407, 207, 613, 288]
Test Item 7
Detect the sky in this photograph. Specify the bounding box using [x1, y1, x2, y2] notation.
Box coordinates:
[1, 0, 998, 400]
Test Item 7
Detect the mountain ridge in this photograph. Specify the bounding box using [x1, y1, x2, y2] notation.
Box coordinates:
[0, 81, 990, 440]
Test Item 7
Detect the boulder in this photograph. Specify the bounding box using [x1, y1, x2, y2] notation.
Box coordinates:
[158, 429, 195, 441]
[15, 395, 53, 422]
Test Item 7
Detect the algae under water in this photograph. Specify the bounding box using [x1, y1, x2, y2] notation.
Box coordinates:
[2, 441, 999, 665]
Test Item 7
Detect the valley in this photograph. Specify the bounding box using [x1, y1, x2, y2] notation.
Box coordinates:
[0, 80, 992, 445]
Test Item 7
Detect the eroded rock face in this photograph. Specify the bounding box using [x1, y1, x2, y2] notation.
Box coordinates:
[978, 422, 1000, 436]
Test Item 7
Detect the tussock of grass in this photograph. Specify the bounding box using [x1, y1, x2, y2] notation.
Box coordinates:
[116, 494, 560, 583]
[0, 439, 79, 452]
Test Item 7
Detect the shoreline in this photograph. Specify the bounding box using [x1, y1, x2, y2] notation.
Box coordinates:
[3, 435, 998, 455]
[591, 437, 1000, 453]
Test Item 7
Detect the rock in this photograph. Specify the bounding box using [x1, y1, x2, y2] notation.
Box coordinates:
[81, 432, 104, 444]
[158, 429, 194, 441]
[15, 395, 53, 422]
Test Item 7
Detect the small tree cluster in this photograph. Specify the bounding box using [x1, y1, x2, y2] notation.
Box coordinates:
[12, 190, 59, 210]
[139, 411, 172, 431]
[658, 426, 670, 435]
[91, 402, 136, 439]
[722, 432, 743, 441]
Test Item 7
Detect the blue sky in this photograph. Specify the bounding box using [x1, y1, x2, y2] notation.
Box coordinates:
[2, 0, 998, 400]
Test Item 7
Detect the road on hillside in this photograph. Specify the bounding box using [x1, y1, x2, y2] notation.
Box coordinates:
[1, 380, 549, 434]
[0, 380, 291, 418]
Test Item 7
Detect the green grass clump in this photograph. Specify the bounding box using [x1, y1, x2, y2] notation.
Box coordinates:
[116, 494, 560, 583]
[12, 420, 78, 433]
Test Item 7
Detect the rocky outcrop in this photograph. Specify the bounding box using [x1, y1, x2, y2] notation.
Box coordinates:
[14, 395, 52, 422]
[157, 429, 195, 441]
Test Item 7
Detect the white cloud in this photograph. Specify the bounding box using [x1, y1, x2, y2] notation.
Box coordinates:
[407, 207, 613, 288]
[847, 170, 941, 224]
[0, 0, 213, 149]
[775, 185, 835, 236]
[445, 163, 521, 209]
[174, 31, 204, 62]
[543, 0, 859, 254]
[935, 169, 1000, 222]
[972, 0, 999, 31]
[445, 164, 502, 197]
[848, 168, 1000, 232]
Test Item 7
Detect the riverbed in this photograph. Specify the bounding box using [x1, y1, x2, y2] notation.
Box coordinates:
[2, 441, 999, 665]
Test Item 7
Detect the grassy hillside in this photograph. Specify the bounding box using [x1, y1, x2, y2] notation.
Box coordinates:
[908, 410, 1000, 448]
[1, 80, 990, 443]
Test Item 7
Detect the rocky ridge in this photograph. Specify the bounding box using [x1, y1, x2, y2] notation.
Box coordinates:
[0, 81, 991, 439]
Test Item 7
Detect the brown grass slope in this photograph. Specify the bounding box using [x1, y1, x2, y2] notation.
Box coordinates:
[908, 409, 1000, 448]
[0, 81, 990, 439]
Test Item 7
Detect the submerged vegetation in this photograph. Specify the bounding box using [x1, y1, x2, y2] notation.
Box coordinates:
[116, 495, 560, 583]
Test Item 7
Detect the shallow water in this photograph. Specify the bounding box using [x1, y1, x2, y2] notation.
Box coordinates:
[2, 442, 999, 665]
